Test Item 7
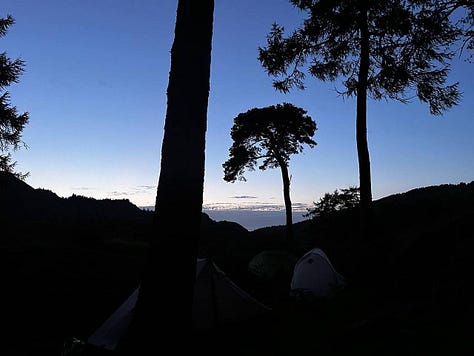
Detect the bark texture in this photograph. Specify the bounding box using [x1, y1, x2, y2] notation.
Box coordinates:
[121, 0, 214, 353]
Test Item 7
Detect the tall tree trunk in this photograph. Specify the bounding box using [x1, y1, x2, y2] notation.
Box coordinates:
[356, 6, 372, 236]
[279, 161, 293, 244]
[121, 0, 214, 353]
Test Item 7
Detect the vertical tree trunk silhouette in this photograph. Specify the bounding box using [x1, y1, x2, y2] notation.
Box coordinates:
[122, 0, 214, 353]
[356, 6, 372, 236]
[278, 158, 293, 244]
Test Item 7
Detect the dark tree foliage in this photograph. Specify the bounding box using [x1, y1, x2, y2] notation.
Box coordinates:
[304, 186, 360, 219]
[223, 103, 317, 242]
[450, 0, 473, 57]
[465, 1, 474, 52]
[259, 0, 462, 234]
[0, 15, 29, 180]
[412, 1, 474, 58]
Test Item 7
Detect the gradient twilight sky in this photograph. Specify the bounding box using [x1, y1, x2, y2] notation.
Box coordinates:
[2, 1, 473, 210]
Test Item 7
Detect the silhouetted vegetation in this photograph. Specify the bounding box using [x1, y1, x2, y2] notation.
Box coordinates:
[259, 0, 463, 233]
[438, 0, 474, 59]
[0, 15, 29, 179]
[223, 103, 316, 243]
[304, 186, 360, 220]
[0, 172, 149, 224]
[2, 172, 474, 355]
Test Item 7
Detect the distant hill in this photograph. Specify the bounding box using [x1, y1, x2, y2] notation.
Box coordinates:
[0, 171, 151, 224]
[251, 180, 474, 235]
[373, 181, 474, 226]
[0, 171, 250, 236]
[248, 180, 474, 271]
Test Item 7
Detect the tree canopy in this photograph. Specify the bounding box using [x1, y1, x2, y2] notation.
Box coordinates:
[223, 103, 316, 182]
[223, 102, 316, 242]
[258, 0, 463, 233]
[417, 1, 473, 59]
[305, 186, 360, 220]
[0, 15, 29, 179]
[259, 0, 461, 113]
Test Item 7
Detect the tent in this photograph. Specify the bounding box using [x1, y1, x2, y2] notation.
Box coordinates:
[248, 250, 297, 280]
[87, 258, 271, 351]
[290, 248, 346, 298]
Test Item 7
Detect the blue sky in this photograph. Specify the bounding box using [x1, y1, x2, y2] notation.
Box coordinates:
[3, 0, 474, 211]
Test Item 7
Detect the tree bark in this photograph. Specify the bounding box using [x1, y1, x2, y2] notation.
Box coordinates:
[121, 0, 214, 353]
[279, 160, 293, 244]
[356, 6, 372, 236]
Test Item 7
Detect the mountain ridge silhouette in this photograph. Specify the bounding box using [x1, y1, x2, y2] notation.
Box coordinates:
[0, 171, 150, 223]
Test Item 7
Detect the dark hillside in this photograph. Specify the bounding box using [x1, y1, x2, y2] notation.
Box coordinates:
[0, 173, 250, 355]
[247, 181, 474, 269]
[2, 172, 473, 354]
[244, 181, 474, 354]
[0, 171, 150, 224]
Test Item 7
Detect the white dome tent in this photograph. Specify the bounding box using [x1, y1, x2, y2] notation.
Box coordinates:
[290, 248, 346, 298]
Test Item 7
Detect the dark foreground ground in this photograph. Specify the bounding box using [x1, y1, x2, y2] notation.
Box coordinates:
[2, 212, 473, 356]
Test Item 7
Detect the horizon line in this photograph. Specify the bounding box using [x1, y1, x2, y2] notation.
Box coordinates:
[140, 202, 312, 212]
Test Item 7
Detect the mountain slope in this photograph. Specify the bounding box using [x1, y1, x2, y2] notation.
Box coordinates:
[0, 171, 150, 223]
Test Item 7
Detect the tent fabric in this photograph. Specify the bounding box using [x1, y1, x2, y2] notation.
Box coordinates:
[87, 258, 270, 351]
[192, 259, 270, 329]
[290, 248, 346, 298]
[87, 288, 139, 351]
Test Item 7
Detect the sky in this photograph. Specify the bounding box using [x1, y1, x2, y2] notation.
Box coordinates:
[2, 0, 474, 215]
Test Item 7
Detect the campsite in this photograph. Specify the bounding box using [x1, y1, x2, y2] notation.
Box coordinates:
[1, 171, 473, 355]
[2, 1, 474, 354]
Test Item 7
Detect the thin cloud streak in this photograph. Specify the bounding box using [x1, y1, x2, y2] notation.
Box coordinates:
[108, 191, 131, 197]
[203, 201, 311, 212]
[137, 185, 156, 190]
[105, 185, 157, 199]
